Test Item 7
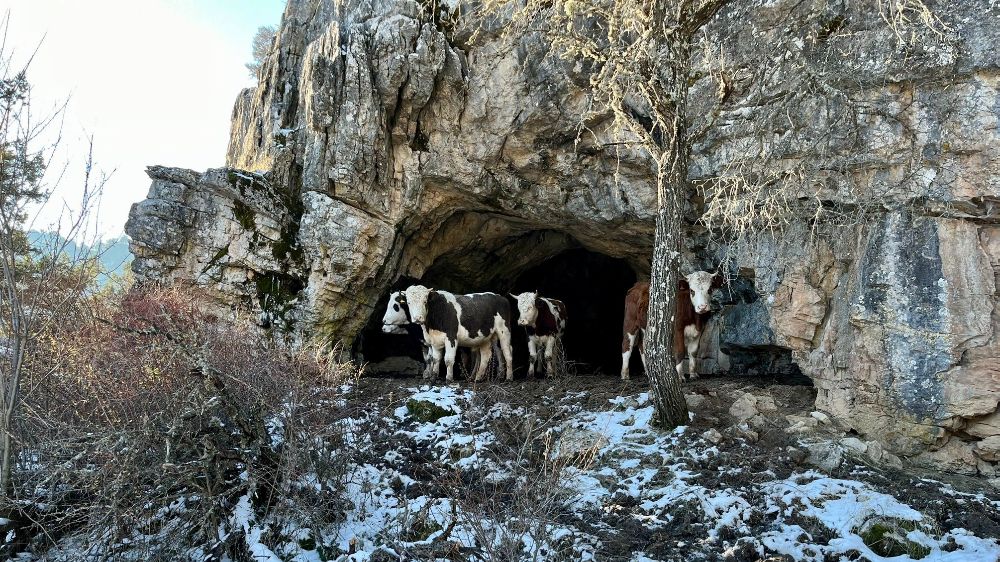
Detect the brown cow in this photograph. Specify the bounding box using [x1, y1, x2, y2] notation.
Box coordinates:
[620, 272, 722, 381]
[620, 281, 650, 380]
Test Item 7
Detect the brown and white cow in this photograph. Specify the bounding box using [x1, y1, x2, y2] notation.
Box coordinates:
[511, 291, 567, 377]
[403, 285, 514, 382]
[620, 271, 723, 380]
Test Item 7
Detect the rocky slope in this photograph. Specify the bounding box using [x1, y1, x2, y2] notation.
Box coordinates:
[126, 0, 1000, 473]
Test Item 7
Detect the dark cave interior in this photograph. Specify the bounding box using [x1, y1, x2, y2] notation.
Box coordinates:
[355, 237, 809, 385]
[355, 247, 638, 378]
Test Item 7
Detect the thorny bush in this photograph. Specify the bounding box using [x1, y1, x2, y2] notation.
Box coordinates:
[1, 285, 357, 561]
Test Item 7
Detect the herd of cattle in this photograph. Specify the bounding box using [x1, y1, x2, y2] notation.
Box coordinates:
[380, 270, 723, 382]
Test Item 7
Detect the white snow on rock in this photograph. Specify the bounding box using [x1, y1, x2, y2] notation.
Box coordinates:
[761, 473, 1000, 561]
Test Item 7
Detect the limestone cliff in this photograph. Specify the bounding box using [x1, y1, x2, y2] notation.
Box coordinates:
[126, 0, 1000, 474]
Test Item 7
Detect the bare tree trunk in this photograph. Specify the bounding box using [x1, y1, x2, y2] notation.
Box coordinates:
[641, 27, 695, 429]
[0, 233, 23, 498]
[0, 421, 12, 497]
[645, 188, 688, 428]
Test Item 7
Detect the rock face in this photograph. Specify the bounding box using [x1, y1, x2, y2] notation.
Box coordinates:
[126, 0, 1000, 473]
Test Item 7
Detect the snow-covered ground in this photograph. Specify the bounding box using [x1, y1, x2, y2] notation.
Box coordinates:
[23, 379, 1000, 561]
[255, 382, 1000, 561]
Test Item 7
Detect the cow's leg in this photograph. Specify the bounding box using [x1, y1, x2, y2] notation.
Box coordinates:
[495, 318, 514, 381]
[684, 325, 700, 381]
[527, 336, 538, 377]
[474, 341, 493, 382]
[543, 336, 556, 376]
[427, 344, 443, 380]
[621, 332, 635, 380]
[443, 340, 458, 382]
[501, 334, 514, 381]
[422, 345, 435, 379]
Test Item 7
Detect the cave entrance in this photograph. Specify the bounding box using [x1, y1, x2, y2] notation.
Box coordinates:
[354, 276, 430, 377]
[355, 237, 640, 379]
[507, 249, 637, 376]
[353, 226, 816, 385]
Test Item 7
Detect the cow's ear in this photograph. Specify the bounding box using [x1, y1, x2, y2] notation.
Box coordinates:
[678, 277, 690, 291]
[711, 273, 724, 289]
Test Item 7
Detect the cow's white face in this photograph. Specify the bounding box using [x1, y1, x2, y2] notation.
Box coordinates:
[511, 291, 539, 327]
[382, 291, 410, 332]
[403, 285, 432, 324]
[685, 271, 717, 314]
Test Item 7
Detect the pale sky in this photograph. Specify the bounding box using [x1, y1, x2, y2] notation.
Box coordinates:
[4, 0, 286, 237]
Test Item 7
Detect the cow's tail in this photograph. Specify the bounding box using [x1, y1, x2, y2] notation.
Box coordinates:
[496, 295, 515, 380]
[499, 296, 514, 331]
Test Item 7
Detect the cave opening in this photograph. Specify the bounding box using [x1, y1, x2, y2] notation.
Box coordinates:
[355, 240, 640, 378]
[354, 230, 811, 386]
[507, 248, 637, 377]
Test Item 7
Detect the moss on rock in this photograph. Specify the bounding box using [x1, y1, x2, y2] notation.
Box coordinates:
[232, 200, 256, 230]
[856, 518, 931, 559]
[405, 399, 455, 423]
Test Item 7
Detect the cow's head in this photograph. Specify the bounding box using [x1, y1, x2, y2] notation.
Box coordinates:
[510, 291, 539, 327]
[403, 284, 432, 324]
[681, 271, 722, 314]
[381, 291, 411, 332]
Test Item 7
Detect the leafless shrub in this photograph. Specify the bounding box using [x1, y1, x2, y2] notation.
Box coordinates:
[436, 393, 600, 561]
[545, 338, 576, 379]
[2, 286, 358, 561]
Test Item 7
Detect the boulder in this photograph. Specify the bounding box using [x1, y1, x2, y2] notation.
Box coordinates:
[729, 394, 759, 422]
[701, 428, 724, 445]
[840, 437, 868, 455]
[685, 394, 707, 410]
[785, 415, 819, 428]
[786, 446, 808, 465]
[554, 428, 610, 462]
[973, 436, 1000, 462]
[754, 395, 778, 413]
[803, 441, 844, 472]
[865, 440, 884, 463]
[810, 411, 831, 425]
